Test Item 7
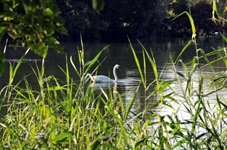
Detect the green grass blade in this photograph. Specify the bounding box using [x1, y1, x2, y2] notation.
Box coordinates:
[173, 11, 196, 38]
[220, 32, 227, 43]
[8, 48, 30, 85]
[175, 40, 192, 63]
[124, 86, 139, 121]
[51, 132, 72, 143]
[145, 49, 158, 82]
[85, 45, 108, 73]
[137, 41, 159, 82]
[129, 39, 145, 87]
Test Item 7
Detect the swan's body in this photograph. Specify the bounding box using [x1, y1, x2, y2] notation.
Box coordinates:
[87, 64, 120, 84]
[93, 75, 115, 83]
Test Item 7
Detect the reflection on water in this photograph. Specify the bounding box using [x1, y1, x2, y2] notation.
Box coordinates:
[1, 38, 227, 118]
[158, 62, 227, 121]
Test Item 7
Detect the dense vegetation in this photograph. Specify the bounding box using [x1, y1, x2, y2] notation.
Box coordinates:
[1, 0, 227, 149]
[1, 34, 227, 149]
[1, 0, 227, 42]
[0, 0, 67, 57]
[56, 0, 227, 40]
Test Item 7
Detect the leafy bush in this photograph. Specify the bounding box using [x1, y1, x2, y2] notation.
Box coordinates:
[0, 0, 67, 57]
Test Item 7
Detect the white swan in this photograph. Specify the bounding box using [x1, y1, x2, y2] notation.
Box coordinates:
[87, 64, 120, 84]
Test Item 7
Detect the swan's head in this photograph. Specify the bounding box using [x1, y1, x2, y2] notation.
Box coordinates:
[114, 64, 120, 69]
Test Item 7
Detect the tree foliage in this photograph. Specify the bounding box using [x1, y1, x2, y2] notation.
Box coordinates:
[100, 0, 157, 38]
[56, 0, 101, 40]
[54, 0, 227, 40]
[1, 0, 227, 44]
[0, 0, 67, 57]
[163, 0, 225, 38]
[56, 0, 157, 40]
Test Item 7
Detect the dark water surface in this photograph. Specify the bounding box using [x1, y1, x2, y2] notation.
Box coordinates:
[1, 38, 227, 117]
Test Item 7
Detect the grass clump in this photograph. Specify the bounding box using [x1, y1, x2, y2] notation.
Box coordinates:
[0, 39, 152, 149]
[1, 34, 227, 149]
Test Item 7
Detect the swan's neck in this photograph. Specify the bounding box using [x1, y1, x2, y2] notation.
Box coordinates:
[113, 66, 118, 82]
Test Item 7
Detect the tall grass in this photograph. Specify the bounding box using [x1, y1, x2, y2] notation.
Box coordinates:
[0, 39, 153, 149]
[1, 23, 227, 149]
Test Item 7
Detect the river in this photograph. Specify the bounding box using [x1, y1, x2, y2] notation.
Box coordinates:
[1, 37, 227, 118]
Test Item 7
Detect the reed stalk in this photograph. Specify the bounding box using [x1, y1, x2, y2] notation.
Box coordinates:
[1, 33, 227, 149]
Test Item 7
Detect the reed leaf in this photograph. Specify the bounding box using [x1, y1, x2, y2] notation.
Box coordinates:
[220, 32, 227, 43]
[51, 132, 72, 143]
[212, 0, 218, 21]
[8, 49, 30, 85]
[173, 11, 196, 39]
[175, 40, 192, 63]
[2, 34, 227, 149]
[144, 47, 158, 83]
[70, 56, 80, 77]
[85, 45, 108, 73]
[128, 38, 145, 87]
[124, 85, 139, 121]
[199, 49, 215, 72]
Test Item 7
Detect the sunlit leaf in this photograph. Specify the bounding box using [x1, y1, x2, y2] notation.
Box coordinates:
[51, 132, 72, 143]
[31, 43, 48, 57]
[92, 0, 104, 12]
[135, 136, 150, 148]
[0, 1, 66, 58]
[220, 32, 227, 43]
[225, 6, 227, 12]
[44, 8, 54, 16]
[44, 28, 55, 36]
[173, 139, 186, 148]
[85, 45, 108, 73]
[52, 43, 64, 53]
[46, 37, 57, 45]
[212, 0, 218, 20]
[0, 26, 7, 40]
[129, 38, 145, 87]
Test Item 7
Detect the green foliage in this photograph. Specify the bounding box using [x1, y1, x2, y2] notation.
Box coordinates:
[164, 0, 225, 38]
[1, 0, 225, 41]
[168, 0, 188, 16]
[1, 2, 227, 149]
[1, 36, 227, 149]
[101, 0, 157, 37]
[92, 0, 105, 12]
[0, 0, 67, 57]
[57, 0, 158, 39]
